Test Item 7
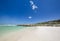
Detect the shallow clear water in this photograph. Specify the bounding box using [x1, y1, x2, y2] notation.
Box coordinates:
[0, 26, 25, 35]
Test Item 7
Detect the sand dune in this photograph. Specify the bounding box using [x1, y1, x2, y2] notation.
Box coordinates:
[0, 26, 60, 41]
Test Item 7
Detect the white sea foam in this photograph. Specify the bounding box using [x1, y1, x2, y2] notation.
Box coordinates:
[0, 25, 16, 26]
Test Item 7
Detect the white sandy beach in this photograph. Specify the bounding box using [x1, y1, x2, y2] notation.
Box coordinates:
[0, 26, 60, 41]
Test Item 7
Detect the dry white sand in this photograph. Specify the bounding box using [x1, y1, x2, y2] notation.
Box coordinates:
[0, 26, 60, 41]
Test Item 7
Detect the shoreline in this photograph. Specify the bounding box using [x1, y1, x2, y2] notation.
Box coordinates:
[0, 26, 60, 41]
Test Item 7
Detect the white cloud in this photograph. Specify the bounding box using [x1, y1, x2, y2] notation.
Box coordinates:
[30, 0, 38, 10]
[28, 16, 32, 19]
[30, 1, 34, 5]
[32, 5, 38, 10]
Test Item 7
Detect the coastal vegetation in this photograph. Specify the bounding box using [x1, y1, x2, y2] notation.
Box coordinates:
[17, 19, 60, 27]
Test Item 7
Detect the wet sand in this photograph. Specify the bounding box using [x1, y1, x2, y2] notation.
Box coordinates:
[0, 26, 60, 41]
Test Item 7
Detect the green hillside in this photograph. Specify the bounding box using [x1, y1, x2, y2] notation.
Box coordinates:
[35, 19, 60, 26]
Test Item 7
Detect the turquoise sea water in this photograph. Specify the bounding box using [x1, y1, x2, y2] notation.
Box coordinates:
[0, 26, 25, 35]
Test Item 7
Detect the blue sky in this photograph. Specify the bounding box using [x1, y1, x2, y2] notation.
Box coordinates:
[0, 0, 60, 24]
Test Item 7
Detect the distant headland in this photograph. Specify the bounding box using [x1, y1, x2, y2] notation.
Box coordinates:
[17, 19, 60, 27]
